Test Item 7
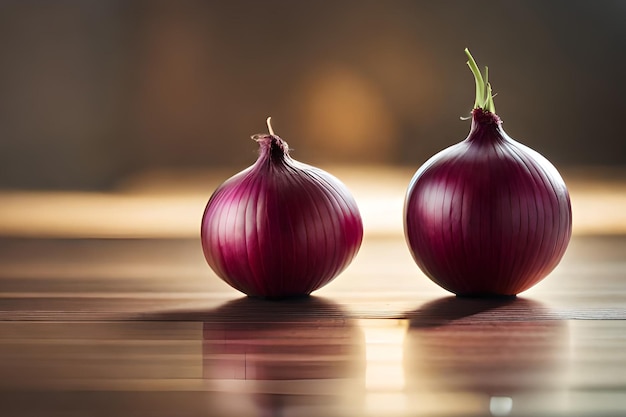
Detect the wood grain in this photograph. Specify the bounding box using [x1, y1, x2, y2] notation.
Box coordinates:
[1, 235, 625, 416]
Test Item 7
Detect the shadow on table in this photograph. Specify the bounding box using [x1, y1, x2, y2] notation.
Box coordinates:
[403, 296, 571, 414]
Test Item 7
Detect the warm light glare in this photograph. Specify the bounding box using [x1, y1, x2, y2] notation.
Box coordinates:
[366, 392, 408, 415]
[360, 319, 408, 391]
[298, 65, 396, 162]
[0, 168, 624, 238]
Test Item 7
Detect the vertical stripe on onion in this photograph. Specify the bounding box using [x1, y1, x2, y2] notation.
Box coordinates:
[403, 49, 572, 296]
[201, 118, 363, 298]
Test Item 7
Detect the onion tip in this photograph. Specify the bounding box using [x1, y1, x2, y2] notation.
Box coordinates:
[266, 116, 275, 136]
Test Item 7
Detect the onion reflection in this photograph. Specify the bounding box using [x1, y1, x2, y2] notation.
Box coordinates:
[202, 297, 365, 416]
[404, 297, 570, 414]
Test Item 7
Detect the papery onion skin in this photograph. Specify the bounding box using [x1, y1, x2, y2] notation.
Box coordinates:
[403, 51, 572, 297]
[201, 129, 363, 298]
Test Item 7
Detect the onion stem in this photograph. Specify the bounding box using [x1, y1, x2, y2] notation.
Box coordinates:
[464, 48, 496, 113]
[266, 116, 275, 136]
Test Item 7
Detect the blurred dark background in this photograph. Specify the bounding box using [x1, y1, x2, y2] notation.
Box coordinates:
[1, 0, 625, 190]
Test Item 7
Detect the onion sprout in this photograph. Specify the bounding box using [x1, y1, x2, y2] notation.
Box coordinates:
[465, 48, 496, 113]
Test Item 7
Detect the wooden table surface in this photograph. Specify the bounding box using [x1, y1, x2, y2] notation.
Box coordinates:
[1, 168, 625, 416]
[1, 234, 625, 417]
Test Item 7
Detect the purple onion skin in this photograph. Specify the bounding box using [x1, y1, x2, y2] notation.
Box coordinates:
[404, 109, 572, 296]
[201, 134, 363, 298]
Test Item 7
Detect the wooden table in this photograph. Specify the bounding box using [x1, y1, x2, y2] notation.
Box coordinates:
[1, 168, 625, 416]
[1, 233, 625, 417]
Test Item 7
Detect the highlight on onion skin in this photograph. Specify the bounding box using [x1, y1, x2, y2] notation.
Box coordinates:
[404, 49, 572, 297]
[201, 118, 363, 298]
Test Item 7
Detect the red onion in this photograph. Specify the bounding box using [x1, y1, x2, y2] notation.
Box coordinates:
[201, 118, 363, 298]
[404, 49, 572, 296]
